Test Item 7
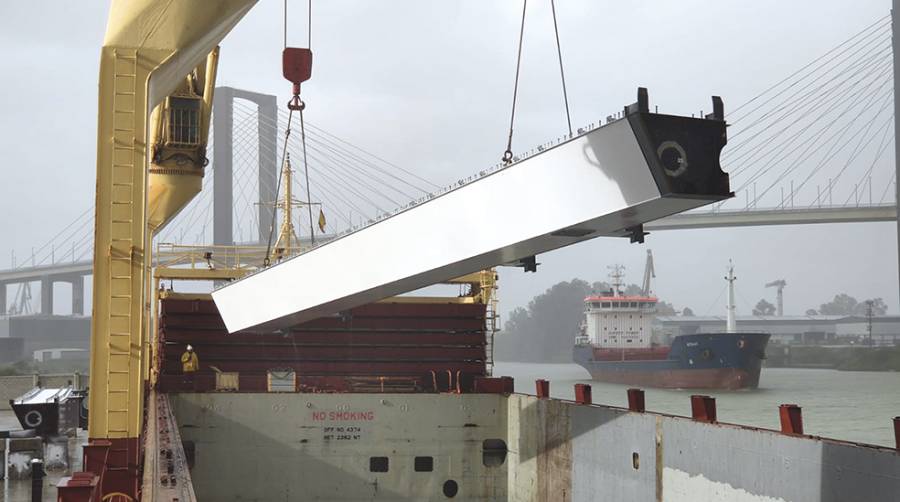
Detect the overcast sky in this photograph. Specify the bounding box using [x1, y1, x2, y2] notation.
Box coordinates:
[0, 0, 896, 319]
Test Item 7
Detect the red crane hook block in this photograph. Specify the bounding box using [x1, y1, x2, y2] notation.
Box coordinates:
[283, 47, 313, 110]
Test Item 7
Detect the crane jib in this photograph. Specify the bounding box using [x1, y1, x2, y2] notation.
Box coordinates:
[212, 88, 733, 334]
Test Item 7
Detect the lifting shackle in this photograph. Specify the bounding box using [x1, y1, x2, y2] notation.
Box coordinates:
[283, 47, 313, 110]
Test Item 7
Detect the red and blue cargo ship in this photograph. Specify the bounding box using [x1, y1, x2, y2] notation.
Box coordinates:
[572, 287, 769, 390]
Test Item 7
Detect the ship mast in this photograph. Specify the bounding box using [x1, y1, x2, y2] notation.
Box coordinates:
[608, 264, 625, 297]
[725, 260, 737, 333]
[273, 154, 302, 254]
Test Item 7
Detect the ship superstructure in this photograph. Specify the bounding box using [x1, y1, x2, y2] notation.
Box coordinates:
[581, 265, 658, 351]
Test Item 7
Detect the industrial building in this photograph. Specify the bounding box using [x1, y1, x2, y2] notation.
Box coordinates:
[0, 315, 91, 363]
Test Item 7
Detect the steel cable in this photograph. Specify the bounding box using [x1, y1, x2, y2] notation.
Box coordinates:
[503, 0, 528, 163]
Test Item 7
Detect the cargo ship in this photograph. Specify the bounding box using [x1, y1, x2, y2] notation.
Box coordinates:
[49, 3, 900, 501]
[573, 261, 770, 389]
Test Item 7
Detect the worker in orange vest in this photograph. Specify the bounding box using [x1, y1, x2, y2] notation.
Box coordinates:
[181, 345, 199, 373]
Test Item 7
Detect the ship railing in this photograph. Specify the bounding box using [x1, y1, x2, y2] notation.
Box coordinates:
[153, 242, 306, 272]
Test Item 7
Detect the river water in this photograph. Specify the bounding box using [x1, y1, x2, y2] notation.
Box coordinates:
[494, 362, 900, 448]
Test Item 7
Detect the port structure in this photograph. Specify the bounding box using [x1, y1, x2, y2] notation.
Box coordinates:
[213, 89, 732, 332]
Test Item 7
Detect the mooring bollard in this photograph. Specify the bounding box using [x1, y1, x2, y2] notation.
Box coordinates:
[779, 404, 804, 435]
[627, 388, 646, 412]
[31, 458, 44, 502]
[574, 383, 592, 405]
[535, 379, 550, 399]
[690, 395, 717, 423]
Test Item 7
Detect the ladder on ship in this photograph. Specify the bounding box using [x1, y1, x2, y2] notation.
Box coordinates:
[105, 48, 139, 440]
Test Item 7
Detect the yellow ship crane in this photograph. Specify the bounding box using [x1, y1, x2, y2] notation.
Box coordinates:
[83, 1, 258, 498]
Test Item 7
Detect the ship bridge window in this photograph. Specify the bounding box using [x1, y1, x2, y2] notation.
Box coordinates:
[630, 302, 638, 308]
[601, 302, 610, 308]
[370, 456, 389, 472]
[482, 439, 507, 467]
[415, 456, 434, 472]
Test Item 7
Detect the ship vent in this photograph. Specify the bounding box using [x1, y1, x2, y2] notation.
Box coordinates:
[415, 456, 434, 472]
[369, 456, 389, 472]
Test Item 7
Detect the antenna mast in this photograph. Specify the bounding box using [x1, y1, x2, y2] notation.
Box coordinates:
[273, 154, 301, 255]
[608, 265, 626, 297]
[725, 260, 737, 333]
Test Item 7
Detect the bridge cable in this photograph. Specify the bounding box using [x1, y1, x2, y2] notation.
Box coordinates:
[726, 51, 892, 183]
[236, 104, 394, 219]
[747, 67, 893, 200]
[263, 109, 295, 267]
[735, 74, 890, 208]
[299, 106, 317, 245]
[726, 41, 890, 167]
[502, 0, 528, 164]
[878, 171, 895, 204]
[725, 28, 890, 157]
[845, 117, 893, 204]
[730, 15, 889, 120]
[727, 35, 891, 157]
[550, 0, 572, 137]
[248, 102, 426, 204]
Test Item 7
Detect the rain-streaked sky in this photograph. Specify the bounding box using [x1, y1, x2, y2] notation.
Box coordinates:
[0, 0, 895, 318]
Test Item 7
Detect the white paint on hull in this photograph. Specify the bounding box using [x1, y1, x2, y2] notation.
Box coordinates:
[663, 467, 788, 502]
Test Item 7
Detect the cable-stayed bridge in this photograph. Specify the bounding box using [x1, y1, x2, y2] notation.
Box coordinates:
[2, 13, 898, 317]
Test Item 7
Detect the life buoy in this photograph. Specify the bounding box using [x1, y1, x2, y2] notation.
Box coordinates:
[23, 410, 43, 428]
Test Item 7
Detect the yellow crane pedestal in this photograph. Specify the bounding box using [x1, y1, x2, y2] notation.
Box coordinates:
[58, 2, 258, 500]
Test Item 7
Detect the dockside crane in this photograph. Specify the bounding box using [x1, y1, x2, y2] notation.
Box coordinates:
[765, 279, 787, 316]
[641, 249, 655, 296]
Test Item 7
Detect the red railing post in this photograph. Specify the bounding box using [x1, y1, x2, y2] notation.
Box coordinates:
[574, 383, 592, 405]
[501, 376, 515, 394]
[779, 404, 804, 435]
[690, 395, 717, 423]
[535, 379, 550, 399]
[627, 388, 645, 412]
[893, 416, 899, 450]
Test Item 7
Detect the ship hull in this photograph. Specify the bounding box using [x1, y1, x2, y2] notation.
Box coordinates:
[573, 332, 770, 390]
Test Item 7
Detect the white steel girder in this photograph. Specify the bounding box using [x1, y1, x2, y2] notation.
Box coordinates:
[213, 89, 732, 333]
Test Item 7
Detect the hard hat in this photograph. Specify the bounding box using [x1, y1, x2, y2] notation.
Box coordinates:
[187, 345, 193, 351]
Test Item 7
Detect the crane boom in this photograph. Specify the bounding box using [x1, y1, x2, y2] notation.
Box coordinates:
[213, 90, 732, 333]
[642, 249, 655, 296]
